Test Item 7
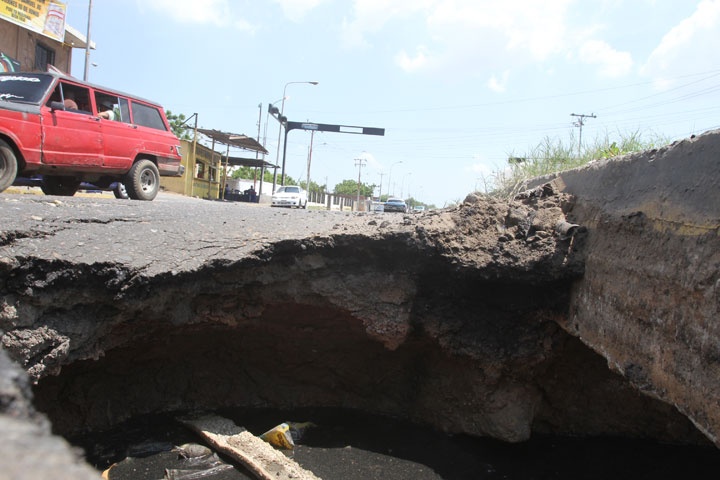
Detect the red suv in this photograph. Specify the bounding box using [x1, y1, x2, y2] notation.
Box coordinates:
[0, 72, 182, 200]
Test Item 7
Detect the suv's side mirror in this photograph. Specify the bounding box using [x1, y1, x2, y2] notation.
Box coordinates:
[49, 101, 66, 111]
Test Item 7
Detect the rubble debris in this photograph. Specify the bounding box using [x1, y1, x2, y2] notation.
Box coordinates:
[258, 421, 317, 449]
[259, 423, 294, 449]
[164, 463, 234, 480]
[172, 443, 213, 459]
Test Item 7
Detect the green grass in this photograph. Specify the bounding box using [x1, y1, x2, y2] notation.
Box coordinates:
[485, 129, 670, 199]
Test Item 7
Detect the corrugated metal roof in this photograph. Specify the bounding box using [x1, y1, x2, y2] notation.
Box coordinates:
[197, 128, 269, 154]
[222, 156, 276, 169]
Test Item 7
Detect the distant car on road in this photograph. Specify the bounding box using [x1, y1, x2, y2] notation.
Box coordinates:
[271, 185, 307, 208]
[412, 205, 426, 213]
[384, 197, 408, 213]
[370, 201, 385, 212]
[0, 71, 183, 200]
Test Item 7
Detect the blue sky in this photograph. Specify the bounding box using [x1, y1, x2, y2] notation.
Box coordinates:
[63, 0, 720, 207]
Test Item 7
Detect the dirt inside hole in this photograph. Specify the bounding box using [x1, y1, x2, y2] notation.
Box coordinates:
[30, 296, 717, 478]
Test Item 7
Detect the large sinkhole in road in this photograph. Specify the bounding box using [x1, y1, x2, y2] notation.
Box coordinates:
[4, 188, 718, 478]
[24, 236, 720, 478]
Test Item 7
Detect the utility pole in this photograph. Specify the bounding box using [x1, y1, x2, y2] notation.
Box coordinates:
[571, 113, 596, 156]
[83, 0, 93, 81]
[377, 172, 385, 201]
[355, 157, 367, 210]
[306, 130, 315, 201]
[255, 103, 262, 191]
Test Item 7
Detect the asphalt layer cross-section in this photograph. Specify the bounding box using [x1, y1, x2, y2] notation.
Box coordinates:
[0, 191, 396, 276]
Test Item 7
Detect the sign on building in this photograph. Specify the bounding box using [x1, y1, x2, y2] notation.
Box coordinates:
[0, 0, 67, 42]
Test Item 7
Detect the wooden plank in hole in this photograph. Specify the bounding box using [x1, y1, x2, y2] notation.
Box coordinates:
[180, 415, 321, 480]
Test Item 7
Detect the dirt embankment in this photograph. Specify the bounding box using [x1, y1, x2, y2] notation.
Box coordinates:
[541, 129, 720, 446]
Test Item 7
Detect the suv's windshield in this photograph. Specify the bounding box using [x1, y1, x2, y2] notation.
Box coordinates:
[0, 73, 53, 104]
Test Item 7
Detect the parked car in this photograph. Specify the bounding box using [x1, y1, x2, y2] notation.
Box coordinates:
[384, 197, 408, 213]
[0, 71, 183, 200]
[412, 205, 426, 213]
[370, 201, 385, 212]
[271, 185, 307, 208]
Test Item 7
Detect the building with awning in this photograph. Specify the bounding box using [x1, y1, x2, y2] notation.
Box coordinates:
[161, 128, 273, 200]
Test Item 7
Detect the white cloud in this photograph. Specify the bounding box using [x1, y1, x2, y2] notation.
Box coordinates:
[578, 40, 633, 78]
[274, 0, 326, 22]
[341, 0, 435, 48]
[463, 159, 497, 193]
[395, 46, 431, 72]
[342, 0, 573, 85]
[641, 0, 720, 87]
[467, 161, 493, 176]
[344, 0, 720, 92]
[487, 71, 510, 92]
[426, 0, 571, 60]
[137, 0, 257, 32]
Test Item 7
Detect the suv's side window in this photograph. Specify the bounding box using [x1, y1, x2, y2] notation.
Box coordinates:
[119, 98, 130, 123]
[48, 82, 92, 114]
[131, 102, 167, 131]
[94, 92, 123, 121]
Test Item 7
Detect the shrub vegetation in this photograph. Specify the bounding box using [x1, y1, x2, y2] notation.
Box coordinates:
[486, 129, 670, 199]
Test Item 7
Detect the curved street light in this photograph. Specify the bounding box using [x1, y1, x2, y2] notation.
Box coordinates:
[262, 96, 285, 158]
[272, 81, 319, 192]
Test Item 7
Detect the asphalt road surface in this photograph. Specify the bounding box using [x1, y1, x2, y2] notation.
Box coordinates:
[0, 191, 371, 275]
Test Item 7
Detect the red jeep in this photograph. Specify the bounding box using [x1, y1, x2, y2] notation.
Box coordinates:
[0, 72, 182, 200]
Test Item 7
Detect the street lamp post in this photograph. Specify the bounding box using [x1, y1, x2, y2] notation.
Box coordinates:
[401, 172, 412, 199]
[387, 161, 402, 198]
[272, 81, 318, 192]
[83, 0, 93, 81]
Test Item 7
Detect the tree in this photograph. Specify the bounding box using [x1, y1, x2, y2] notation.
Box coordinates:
[299, 179, 325, 194]
[166, 110, 193, 141]
[333, 179, 375, 197]
[231, 166, 265, 181]
[231, 166, 299, 187]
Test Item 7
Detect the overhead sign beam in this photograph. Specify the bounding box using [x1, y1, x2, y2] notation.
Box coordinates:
[286, 121, 385, 137]
[280, 120, 385, 187]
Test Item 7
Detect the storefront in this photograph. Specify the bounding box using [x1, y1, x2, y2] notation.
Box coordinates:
[161, 130, 271, 200]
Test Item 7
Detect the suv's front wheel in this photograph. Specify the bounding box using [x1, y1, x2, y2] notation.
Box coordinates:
[0, 139, 18, 193]
[125, 159, 159, 201]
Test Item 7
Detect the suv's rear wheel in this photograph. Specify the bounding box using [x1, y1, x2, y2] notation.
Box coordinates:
[0, 139, 18, 193]
[41, 176, 80, 196]
[125, 159, 159, 201]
